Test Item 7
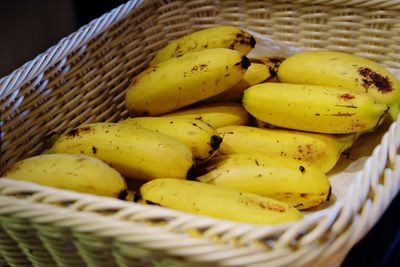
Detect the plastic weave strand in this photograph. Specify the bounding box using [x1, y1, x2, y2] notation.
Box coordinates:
[1, 1, 400, 266]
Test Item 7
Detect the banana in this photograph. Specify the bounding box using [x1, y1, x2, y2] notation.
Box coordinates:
[193, 154, 331, 210]
[125, 48, 250, 116]
[161, 102, 250, 128]
[137, 178, 303, 224]
[217, 125, 357, 173]
[149, 25, 256, 65]
[50, 122, 194, 181]
[251, 56, 285, 80]
[242, 83, 389, 134]
[277, 51, 400, 118]
[2, 153, 128, 199]
[119, 117, 222, 161]
[201, 62, 271, 103]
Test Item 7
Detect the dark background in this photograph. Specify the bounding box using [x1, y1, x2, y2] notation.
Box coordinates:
[0, 1, 399, 266]
[0, 0, 126, 77]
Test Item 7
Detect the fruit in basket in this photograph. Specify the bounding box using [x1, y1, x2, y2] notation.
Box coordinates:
[2, 153, 128, 199]
[161, 102, 250, 128]
[216, 125, 357, 173]
[49, 122, 194, 180]
[149, 25, 256, 65]
[201, 62, 272, 103]
[242, 83, 389, 134]
[125, 48, 250, 116]
[192, 154, 331, 210]
[118, 117, 222, 161]
[137, 178, 303, 224]
[277, 51, 400, 118]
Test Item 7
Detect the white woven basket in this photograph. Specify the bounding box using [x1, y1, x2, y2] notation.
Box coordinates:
[1, 1, 400, 266]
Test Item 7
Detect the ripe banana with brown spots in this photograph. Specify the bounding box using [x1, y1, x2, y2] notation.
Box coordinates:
[2, 153, 128, 199]
[126, 48, 250, 116]
[118, 117, 222, 161]
[277, 51, 400, 118]
[137, 178, 303, 224]
[149, 25, 256, 65]
[242, 83, 389, 134]
[162, 102, 250, 128]
[49, 122, 194, 181]
[193, 154, 331, 210]
[201, 62, 271, 103]
[217, 125, 357, 173]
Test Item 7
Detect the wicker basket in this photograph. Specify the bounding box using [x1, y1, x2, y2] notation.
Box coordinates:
[1, 0, 400, 266]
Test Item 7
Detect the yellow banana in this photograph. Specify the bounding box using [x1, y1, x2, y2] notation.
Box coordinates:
[149, 25, 256, 65]
[126, 48, 250, 116]
[277, 51, 400, 118]
[202, 62, 271, 103]
[242, 83, 389, 134]
[138, 178, 303, 224]
[2, 153, 128, 199]
[161, 102, 250, 128]
[217, 125, 357, 173]
[119, 117, 222, 161]
[251, 56, 285, 80]
[50, 122, 194, 181]
[194, 154, 331, 210]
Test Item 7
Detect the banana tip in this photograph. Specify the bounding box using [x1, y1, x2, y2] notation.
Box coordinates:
[186, 164, 198, 180]
[118, 190, 128, 200]
[210, 135, 223, 150]
[241, 56, 251, 70]
[133, 191, 142, 202]
[326, 186, 332, 202]
[250, 36, 256, 48]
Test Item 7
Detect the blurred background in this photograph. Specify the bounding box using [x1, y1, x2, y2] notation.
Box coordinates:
[0, 1, 399, 266]
[0, 0, 126, 77]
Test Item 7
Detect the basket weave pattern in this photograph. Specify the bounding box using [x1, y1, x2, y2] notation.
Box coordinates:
[1, 1, 400, 266]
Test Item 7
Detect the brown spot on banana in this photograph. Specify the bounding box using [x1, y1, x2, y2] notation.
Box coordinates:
[233, 32, 256, 48]
[358, 67, 392, 93]
[335, 104, 357, 108]
[328, 112, 356, 116]
[173, 44, 182, 57]
[339, 93, 356, 100]
[66, 126, 93, 138]
[299, 165, 305, 173]
[191, 122, 203, 130]
[191, 64, 208, 72]
[256, 200, 285, 212]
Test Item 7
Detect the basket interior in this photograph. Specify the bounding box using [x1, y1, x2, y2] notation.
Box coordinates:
[1, 0, 400, 171]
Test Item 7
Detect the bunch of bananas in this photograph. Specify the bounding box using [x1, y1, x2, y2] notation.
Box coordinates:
[3, 26, 400, 225]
